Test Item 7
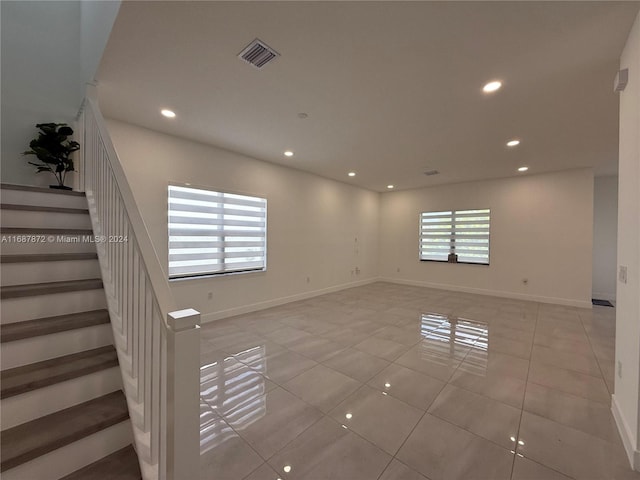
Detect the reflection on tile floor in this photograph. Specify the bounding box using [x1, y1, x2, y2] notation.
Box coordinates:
[198, 282, 639, 480]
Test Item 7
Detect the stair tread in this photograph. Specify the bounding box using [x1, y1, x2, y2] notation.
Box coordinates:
[1, 345, 118, 399]
[0, 390, 129, 472]
[0, 227, 93, 235]
[0, 203, 89, 214]
[0, 253, 98, 264]
[1, 183, 85, 196]
[0, 278, 103, 299]
[1, 309, 109, 343]
[60, 445, 141, 480]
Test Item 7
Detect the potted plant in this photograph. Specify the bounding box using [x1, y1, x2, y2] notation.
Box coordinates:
[23, 123, 80, 190]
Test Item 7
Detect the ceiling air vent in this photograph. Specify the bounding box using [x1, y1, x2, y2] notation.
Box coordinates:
[238, 39, 279, 69]
[424, 170, 440, 176]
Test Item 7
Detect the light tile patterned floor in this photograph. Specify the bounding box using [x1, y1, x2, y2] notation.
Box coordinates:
[198, 282, 638, 480]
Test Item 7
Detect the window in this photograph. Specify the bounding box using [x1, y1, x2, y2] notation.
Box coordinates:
[168, 185, 267, 279]
[419, 209, 490, 265]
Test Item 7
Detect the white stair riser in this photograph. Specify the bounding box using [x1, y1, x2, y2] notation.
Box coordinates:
[0, 421, 133, 480]
[1, 289, 106, 324]
[1, 324, 113, 369]
[1, 189, 87, 210]
[1, 367, 123, 430]
[1, 209, 91, 229]
[0, 237, 97, 254]
[1, 260, 100, 286]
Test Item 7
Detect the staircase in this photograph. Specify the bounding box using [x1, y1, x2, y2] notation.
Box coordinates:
[0, 183, 141, 479]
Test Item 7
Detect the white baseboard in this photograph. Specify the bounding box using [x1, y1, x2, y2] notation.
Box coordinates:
[612, 394, 640, 471]
[378, 277, 593, 309]
[200, 276, 594, 323]
[200, 277, 379, 323]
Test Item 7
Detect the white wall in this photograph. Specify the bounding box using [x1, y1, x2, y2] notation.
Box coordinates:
[592, 176, 618, 302]
[613, 11, 640, 472]
[378, 168, 594, 308]
[1, 0, 120, 187]
[1, 1, 82, 186]
[81, 1, 121, 93]
[105, 120, 380, 322]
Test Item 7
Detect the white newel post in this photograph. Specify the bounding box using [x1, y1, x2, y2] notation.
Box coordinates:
[166, 309, 201, 480]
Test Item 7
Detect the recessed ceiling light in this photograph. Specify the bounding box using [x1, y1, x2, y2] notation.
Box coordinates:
[345, 413, 352, 419]
[518, 166, 529, 172]
[161, 109, 176, 118]
[284, 150, 294, 157]
[483, 81, 502, 93]
[283, 466, 292, 473]
[387, 185, 394, 189]
[507, 140, 521, 147]
[348, 172, 356, 177]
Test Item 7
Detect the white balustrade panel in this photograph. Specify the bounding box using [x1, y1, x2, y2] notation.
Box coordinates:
[81, 95, 200, 480]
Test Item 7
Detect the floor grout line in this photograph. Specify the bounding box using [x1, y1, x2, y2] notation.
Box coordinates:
[577, 308, 615, 396]
[508, 301, 540, 480]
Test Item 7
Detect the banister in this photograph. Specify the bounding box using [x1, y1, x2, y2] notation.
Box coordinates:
[85, 97, 177, 318]
[82, 92, 200, 480]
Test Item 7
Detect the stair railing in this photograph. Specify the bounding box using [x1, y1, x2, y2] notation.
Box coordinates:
[79, 92, 200, 480]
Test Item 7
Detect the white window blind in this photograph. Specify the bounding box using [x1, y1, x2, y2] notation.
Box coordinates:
[419, 209, 490, 265]
[168, 185, 267, 279]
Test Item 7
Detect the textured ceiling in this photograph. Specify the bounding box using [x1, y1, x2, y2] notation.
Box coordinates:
[97, 1, 639, 191]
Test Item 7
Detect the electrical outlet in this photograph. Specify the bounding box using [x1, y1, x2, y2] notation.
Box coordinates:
[522, 278, 528, 285]
[618, 360, 622, 378]
[619, 266, 628, 284]
[306, 276, 310, 283]
[397, 267, 400, 273]
[207, 292, 213, 300]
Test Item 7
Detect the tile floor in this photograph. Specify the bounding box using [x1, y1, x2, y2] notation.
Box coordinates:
[198, 282, 638, 480]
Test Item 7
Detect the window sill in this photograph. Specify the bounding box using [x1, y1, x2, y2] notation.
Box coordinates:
[419, 259, 489, 266]
[169, 268, 266, 282]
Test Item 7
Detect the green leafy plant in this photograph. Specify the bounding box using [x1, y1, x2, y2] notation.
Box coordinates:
[23, 123, 80, 188]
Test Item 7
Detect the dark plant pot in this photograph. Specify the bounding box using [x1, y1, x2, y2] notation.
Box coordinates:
[50, 185, 72, 191]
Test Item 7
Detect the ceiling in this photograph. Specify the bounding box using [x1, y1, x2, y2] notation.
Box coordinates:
[96, 1, 639, 192]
